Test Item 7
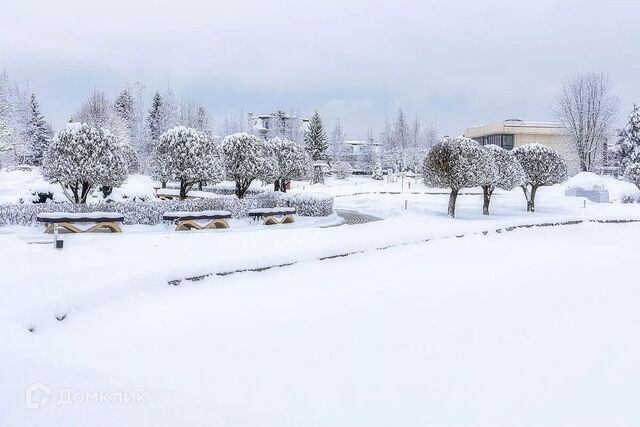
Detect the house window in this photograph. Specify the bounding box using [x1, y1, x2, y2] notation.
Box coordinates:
[476, 134, 514, 150]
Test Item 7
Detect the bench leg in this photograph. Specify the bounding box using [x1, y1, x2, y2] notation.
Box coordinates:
[263, 215, 280, 225]
[281, 214, 295, 224]
[44, 222, 122, 233]
[176, 219, 229, 231]
[175, 219, 201, 231]
[204, 219, 229, 229]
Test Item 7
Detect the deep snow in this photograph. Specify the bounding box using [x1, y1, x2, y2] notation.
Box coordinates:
[2, 223, 640, 426]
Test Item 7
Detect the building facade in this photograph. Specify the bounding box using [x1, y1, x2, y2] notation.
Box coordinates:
[249, 111, 309, 142]
[464, 119, 578, 172]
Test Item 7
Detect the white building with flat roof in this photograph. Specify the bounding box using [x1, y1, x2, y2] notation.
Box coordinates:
[464, 119, 578, 172]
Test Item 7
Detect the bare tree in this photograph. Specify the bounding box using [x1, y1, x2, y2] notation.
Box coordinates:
[555, 72, 619, 172]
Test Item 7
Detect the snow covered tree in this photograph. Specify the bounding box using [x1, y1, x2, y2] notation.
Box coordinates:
[423, 137, 496, 218]
[25, 93, 51, 166]
[333, 161, 352, 179]
[148, 92, 163, 142]
[151, 126, 224, 199]
[513, 144, 568, 212]
[75, 91, 131, 149]
[270, 137, 311, 192]
[305, 111, 329, 185]
[359, 137, 379, 174]
[615, 104, 640, 169]
[305, 111, 329, 161]
[114, 88, 134, 123]
[624, 162, 640, 190]
[43, 123, 128, 204]
[555, 72, 619, 171]
[221, 132, 277, 198]
[328, 118, 349, 164]
[481, 144, 526, 215]
[120, 143, 140, 173]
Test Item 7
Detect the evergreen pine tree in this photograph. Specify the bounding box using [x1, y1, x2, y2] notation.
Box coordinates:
[616, 103, 640, 167]
[304, 111, 328, 161]
[26, 93, 50, 166]
[148, 92, 163, 141]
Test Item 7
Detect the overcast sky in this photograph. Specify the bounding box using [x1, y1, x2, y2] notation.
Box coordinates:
[2, 0, 639, 138]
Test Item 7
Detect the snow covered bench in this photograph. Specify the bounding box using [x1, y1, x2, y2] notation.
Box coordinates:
[248, 207, 296, 225]
[163, 210, 231, 231]
[37, 212, 124, 233]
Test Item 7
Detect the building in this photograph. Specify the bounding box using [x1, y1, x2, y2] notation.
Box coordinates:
[464, 119, 578, 171]
[249, 111, 309, 141]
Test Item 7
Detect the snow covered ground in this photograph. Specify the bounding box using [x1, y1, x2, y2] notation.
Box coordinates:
[3, 222, 640, 426]
[3, 170, 640, 425]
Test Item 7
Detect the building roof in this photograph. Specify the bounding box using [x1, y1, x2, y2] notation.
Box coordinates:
[465, 119, 565, 138]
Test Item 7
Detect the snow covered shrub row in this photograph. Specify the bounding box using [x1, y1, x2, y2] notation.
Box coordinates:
[0, 192, 334, 225]
[0, 198, 238, 226]
[292, 193, 334, 216]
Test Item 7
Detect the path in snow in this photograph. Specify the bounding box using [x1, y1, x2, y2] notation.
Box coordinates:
[334, 209, 382, 225]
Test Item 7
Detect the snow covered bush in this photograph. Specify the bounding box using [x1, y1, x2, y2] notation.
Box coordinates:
[371, 168, 383, 180]
[42, 123, 128, 204]
[423, 137, 496, 218]
[482, 145, 525, 215]
[293, 192, 334, 216]
[271, 137, 311, 192]
[333, 161, 352, 179]
[151, 127, 224, 199]
[513, 143, 568, 212]
[221, 132, 277, 199]
[623, 162, 640, 190]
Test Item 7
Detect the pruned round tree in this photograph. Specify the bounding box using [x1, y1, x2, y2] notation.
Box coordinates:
[270, 137, 311, 192]
[481, 144, 526, 215]
[513, 143, 568, 212]
[423, 137, 496, 218]
[151, 126, 224, 199]
[43, 122, 128, 204]
[221, 132, 277, 199]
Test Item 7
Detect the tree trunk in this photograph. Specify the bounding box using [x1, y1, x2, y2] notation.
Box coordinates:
[235, 179, 252, 199]
[482, 186, 493, 215]
[280, 178, 287, 193]
[528, 185, 538, 212]
[522, 185, 531, 211]
[161, 180, 167, 189]
[448, 188, 459, 218]
[179, 179, 194, 199]
[80, 182, 92, 204]
[274, 179, 280, 192]
[71, 183, 80, 204]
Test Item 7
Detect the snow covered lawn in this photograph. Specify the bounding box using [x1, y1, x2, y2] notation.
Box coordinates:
[3, 222, 640, 426]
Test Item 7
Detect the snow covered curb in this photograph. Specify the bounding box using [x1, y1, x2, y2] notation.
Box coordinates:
[167, 217, 640, 286]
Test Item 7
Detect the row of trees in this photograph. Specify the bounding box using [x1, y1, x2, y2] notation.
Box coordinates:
[424, 137, 568, 217]
[42, 122, 312, 203]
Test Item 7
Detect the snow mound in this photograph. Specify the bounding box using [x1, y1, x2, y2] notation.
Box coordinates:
[565, 172, 607, 191]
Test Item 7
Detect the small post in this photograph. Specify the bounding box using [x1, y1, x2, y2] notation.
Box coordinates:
[583, 199, 586, 208]
[53, 223, 63, 250]
[408, 181, 411, 190]
[404, 199, 408, 210]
